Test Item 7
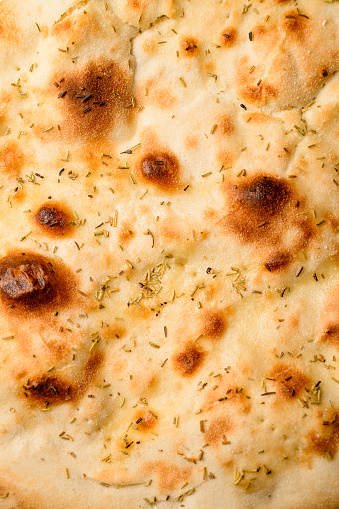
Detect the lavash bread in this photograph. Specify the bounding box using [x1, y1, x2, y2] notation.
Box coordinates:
[0, 0, 338, 507]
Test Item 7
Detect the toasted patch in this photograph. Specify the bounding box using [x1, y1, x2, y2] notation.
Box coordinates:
[134, 410, 157, 431]
[264, 251, 292, 272]
[144, 461, 192, 492]
[267, 363, 309, 400]
[201, 310, 226, 340]
[318, 284, 339, 346]
[180, 37, 198, 56]
[306, 409, 339, 459]
[220, 173, 313, 261]
[52, 60, 133, 141]
[205, 417, 232, 447]
[22, 353, 103, 407]
[135, 151, 180, 191]
[281, 10, 309, 40]
[173, 343, 204, 376]
[218, 114, 234, 136]
[221, 27, 237, 47]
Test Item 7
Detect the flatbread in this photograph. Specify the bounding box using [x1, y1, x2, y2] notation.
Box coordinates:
[0, 0, 338, 507]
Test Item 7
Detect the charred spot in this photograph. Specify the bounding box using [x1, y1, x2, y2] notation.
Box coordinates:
[135, 152, 180, 190]
[1, 263, 47, 299]
[307, 410, 339, 458]
[205, 417, 232, 447]
[0, 252, 76, 313]
[202, 311, 226, 340]
[54, 60, 133, 140]
[180, 37, 198, 56]
[173, 343, 203, 376]
[134, 410, 157, 431]
[221, 27, 237, 47]
[23, 376, 72, 404]
[268, 364, 309, 399]
[233, 175, 291, 217]
[264, 251, 291, 272]
[34, 203, 71, 237]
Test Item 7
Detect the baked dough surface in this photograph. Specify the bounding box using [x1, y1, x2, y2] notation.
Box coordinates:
[0, 1, 338, 507]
